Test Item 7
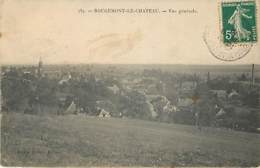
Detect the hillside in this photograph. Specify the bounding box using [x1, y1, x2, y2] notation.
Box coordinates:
[1, 113, 260, 166]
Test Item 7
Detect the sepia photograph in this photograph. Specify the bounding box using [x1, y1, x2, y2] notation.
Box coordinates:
[0, 0, 260, 167]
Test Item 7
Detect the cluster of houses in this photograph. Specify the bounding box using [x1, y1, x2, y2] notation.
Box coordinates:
[2, 60, 258, 132]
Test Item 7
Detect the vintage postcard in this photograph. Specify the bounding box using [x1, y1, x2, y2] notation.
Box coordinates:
[0, 0, 260, 167]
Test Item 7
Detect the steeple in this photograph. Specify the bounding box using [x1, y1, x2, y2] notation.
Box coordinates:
[207, 72, 210, 84]
[38, 56, 43, 78]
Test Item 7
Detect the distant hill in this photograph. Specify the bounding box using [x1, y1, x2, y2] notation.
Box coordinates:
[2, 64, 259, 76]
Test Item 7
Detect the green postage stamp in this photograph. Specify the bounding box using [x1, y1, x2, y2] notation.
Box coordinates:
[221, 1, 257, 43]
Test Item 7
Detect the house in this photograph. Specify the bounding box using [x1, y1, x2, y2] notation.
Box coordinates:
[58, 73, 72, 85]
[163, 102, 179, 113]
[216, 108, 226, 117]
[210, 90, 227, 99]
[96, 100, 115, 114]
[146, 100, 158, 118]
[107, 84, 120, 94]
[177, 98, 193, 108]
[181, 81, 197, 91]
[64, 101, 77, 114]
[228, 89, 239, 99]
[98, 109, 111, 118]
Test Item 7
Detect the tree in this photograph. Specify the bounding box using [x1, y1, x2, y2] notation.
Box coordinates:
[121, 90, 150, 119]
[243, 89, 259, 108]
[2, 68, 34, 111]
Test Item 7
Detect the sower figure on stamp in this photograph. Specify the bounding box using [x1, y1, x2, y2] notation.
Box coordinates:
[228, 4, 252, 41]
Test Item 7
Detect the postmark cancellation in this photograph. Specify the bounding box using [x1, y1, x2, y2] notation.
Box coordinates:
[203, 0, 257, 62]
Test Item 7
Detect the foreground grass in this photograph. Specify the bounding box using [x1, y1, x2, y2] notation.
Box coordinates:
[1, 112, 260, 166]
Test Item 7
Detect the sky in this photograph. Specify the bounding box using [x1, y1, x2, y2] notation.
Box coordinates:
[0, 0, 259, 65]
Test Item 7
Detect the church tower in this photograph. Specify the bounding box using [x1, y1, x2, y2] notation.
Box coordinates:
[37, 57, 43, 78]
[207, 72, 210, 84]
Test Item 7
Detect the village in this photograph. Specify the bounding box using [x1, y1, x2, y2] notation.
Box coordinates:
[1, 60, 260, 132]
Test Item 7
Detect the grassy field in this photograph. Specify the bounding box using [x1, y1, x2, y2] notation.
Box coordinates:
[1, 113, 260, 167]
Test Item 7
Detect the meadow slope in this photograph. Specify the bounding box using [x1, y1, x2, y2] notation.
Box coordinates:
[1, 113, 260, 166]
